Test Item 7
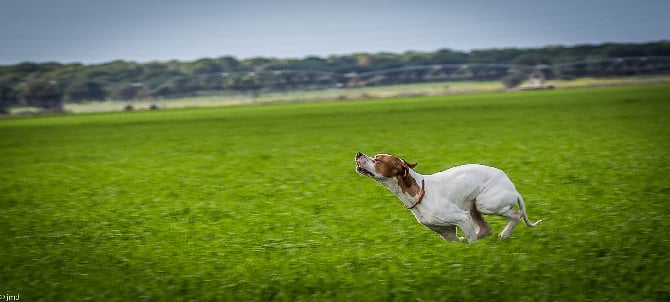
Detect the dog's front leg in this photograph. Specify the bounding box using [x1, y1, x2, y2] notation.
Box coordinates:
[456, 217, 478, 243]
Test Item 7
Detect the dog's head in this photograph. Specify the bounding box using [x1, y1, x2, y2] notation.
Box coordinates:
[355, 152, 417, 180]
[355, 152, 425, 204]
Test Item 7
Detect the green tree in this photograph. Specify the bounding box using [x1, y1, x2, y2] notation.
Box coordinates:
[191, 58, 223, 74]
[432, 49, 468, 64]
[512, 53, 551, 65]
[117, 83, 150, 100]
[0, 80, 18, 114]
[66, 80, 107, 102]
[18, 81, 64, 111]
[216, 56, 242, 71]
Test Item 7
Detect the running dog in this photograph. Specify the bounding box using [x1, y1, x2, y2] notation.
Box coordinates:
[355, 152, 541, 242]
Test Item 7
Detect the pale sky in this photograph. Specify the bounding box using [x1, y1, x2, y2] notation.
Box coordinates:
[0, 0, 668, 65]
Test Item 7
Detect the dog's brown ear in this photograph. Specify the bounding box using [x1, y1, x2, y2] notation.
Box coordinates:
[400, 160, 417, 178]
[400, 166, 409, 178]
[400, 159, 418, 169]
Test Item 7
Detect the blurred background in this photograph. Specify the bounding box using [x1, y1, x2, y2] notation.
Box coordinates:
[1, 0, 669, 114]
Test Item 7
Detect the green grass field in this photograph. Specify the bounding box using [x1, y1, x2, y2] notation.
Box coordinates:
[1, 85, 669, 301]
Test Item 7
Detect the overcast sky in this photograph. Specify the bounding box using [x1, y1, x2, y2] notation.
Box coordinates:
[1, 0, 668, 65]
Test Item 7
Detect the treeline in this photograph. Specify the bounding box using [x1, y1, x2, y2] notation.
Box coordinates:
[1, 41, 669, 112]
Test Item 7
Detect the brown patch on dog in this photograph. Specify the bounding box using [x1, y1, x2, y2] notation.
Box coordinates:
[373, 154, 421, 197]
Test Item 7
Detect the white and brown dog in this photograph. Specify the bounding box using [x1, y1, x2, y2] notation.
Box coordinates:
[355, 152, 541, 242]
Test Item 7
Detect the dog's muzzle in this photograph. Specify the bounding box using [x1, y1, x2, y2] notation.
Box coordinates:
[355, 152, 375, 177]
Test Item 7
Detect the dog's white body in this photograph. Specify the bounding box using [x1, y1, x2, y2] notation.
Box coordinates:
[355, 152, 541, 242]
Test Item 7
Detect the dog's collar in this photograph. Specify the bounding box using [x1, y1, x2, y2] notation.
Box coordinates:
[405, 179, 425, 210]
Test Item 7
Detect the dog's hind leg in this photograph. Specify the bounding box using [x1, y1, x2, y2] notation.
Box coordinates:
[498, 209, 523, 240]
[471, 207, 492, 239]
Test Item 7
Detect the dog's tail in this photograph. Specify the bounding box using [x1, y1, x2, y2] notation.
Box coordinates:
[517, 196, 542, 227]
